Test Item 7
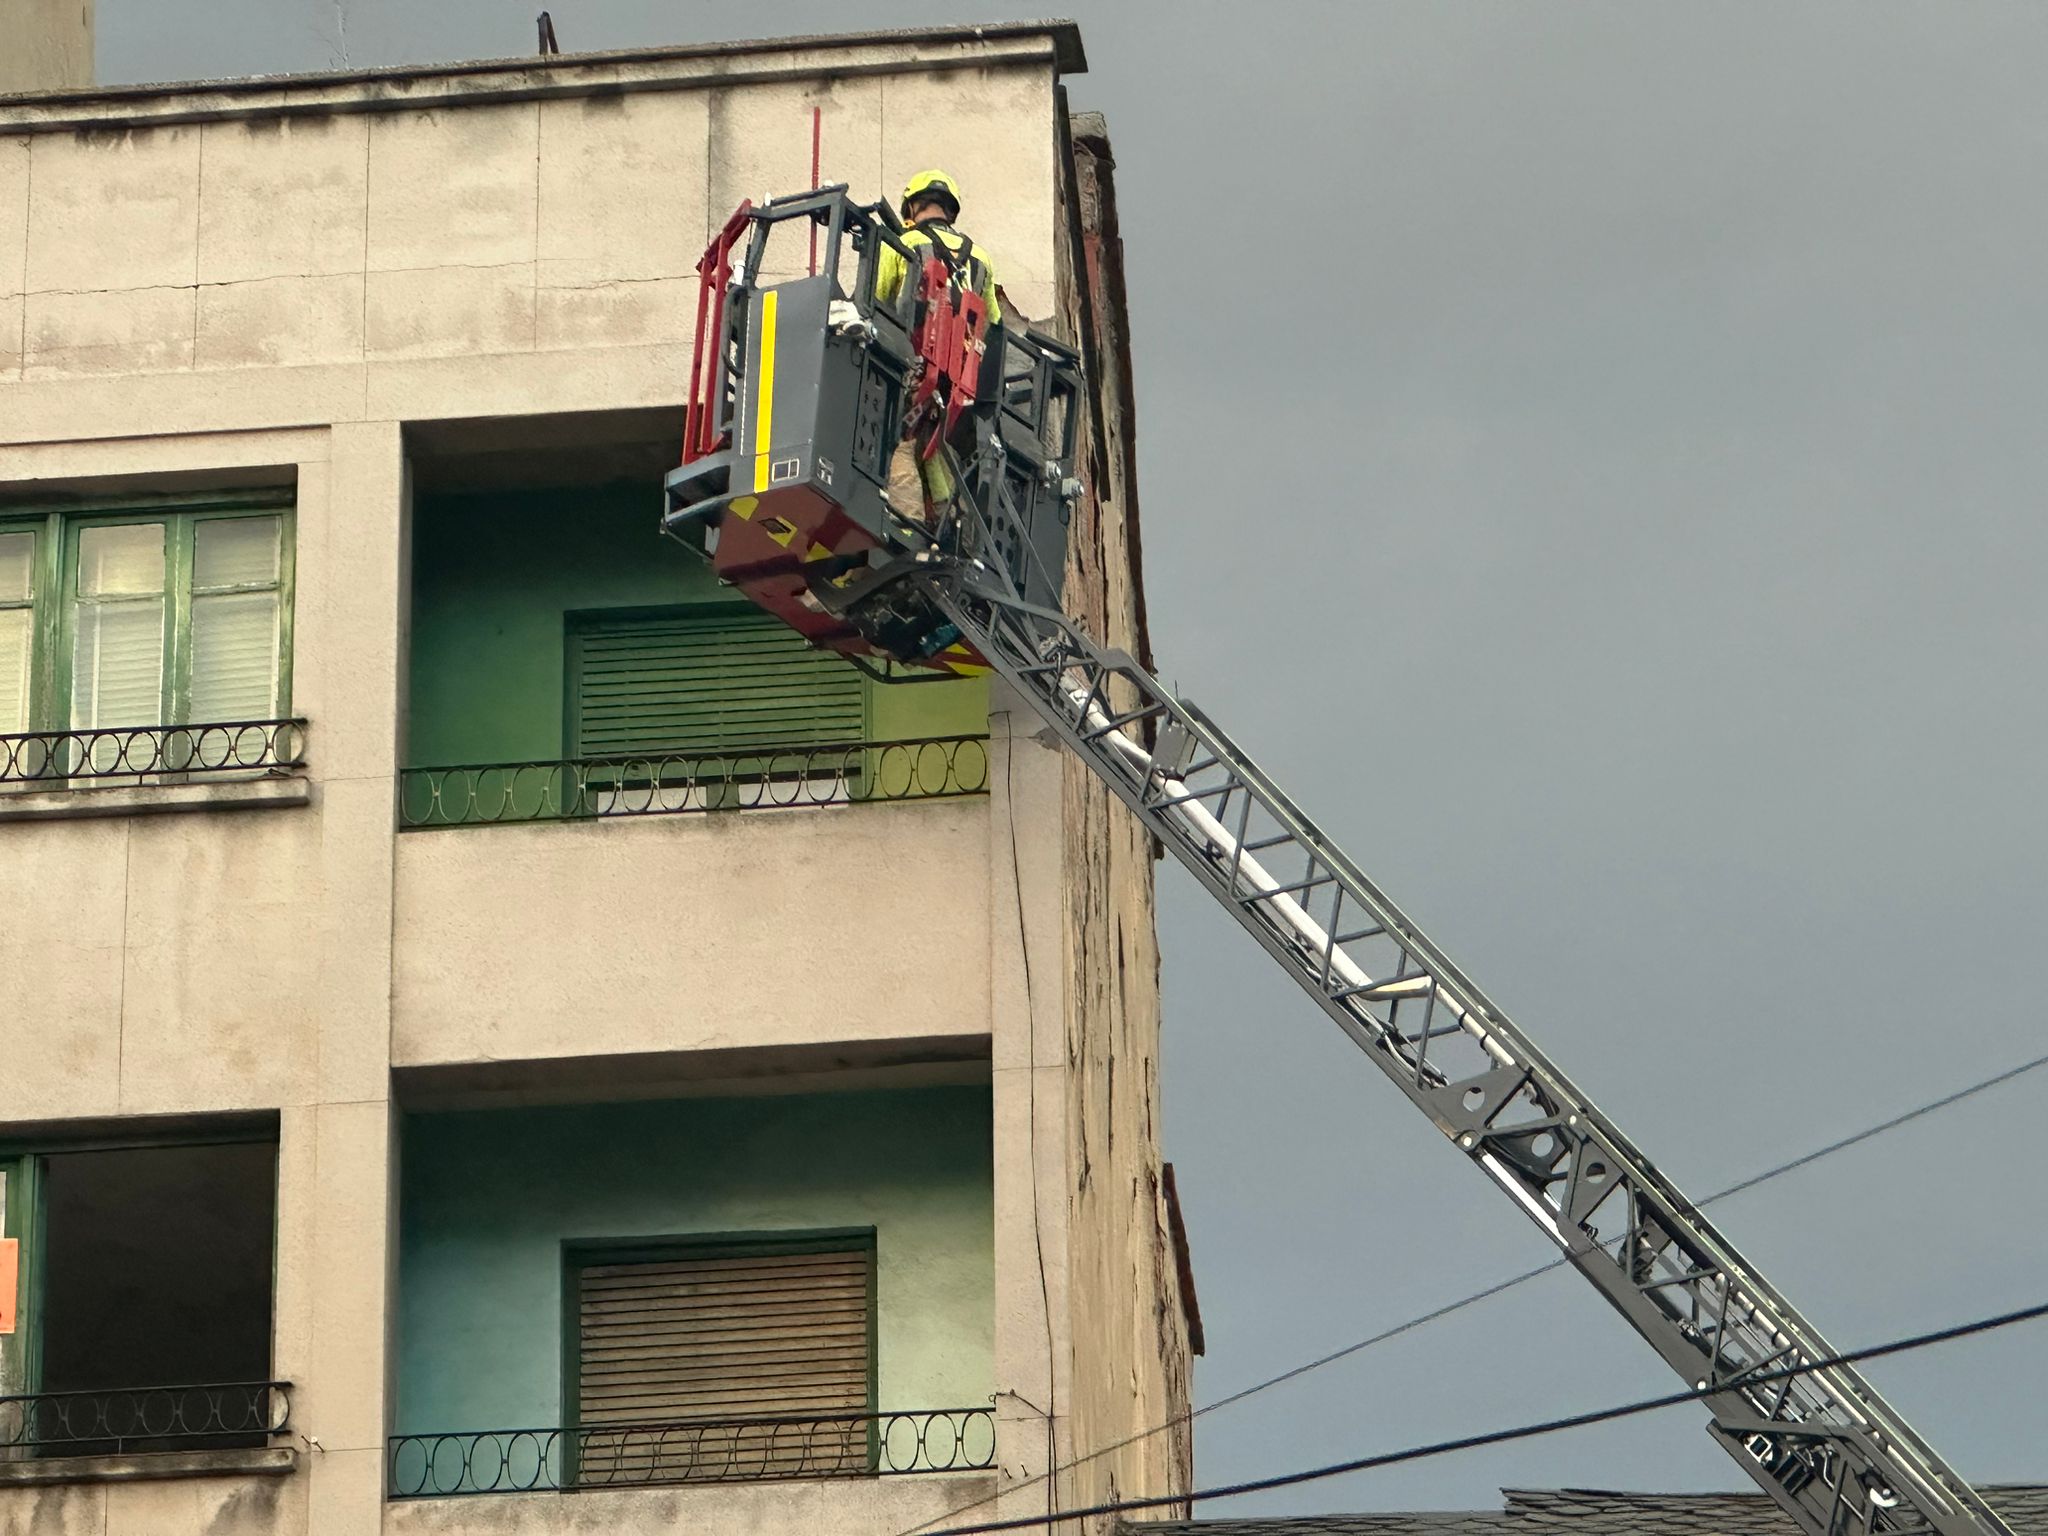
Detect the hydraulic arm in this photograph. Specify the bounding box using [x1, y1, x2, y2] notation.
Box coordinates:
[928, 573, 2015, 1536]
[663, 188, 2015, 1536]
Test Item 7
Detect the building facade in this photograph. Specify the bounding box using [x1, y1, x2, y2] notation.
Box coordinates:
[0, 21, 1193, 1536]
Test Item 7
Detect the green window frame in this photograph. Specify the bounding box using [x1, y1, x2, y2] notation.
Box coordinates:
[0, 1156, 40, 1401]
[0, 493, 296, 742]
[560, 1229, 879, 1483]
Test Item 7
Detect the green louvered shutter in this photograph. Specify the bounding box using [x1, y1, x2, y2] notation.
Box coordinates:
[567, 607, 864, 760]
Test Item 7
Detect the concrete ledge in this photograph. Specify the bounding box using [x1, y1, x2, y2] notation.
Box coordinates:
[0, 27, 1074, 133]
[0, 1445, 298, 1485]
[384, 1468, 995, 1536]
[0, 774, 312, 823]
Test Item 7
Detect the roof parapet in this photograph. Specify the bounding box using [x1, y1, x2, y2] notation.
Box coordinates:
[0, 18, 1084, 133]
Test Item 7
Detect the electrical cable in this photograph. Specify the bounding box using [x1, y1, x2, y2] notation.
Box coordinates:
[918, 1297, 2048, 1536]
[897, 1048, 2048, 1536]
[1004, 719, 1061, 1531]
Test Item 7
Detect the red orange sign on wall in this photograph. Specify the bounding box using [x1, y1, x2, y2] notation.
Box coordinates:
[0, 1237, 16, 1334]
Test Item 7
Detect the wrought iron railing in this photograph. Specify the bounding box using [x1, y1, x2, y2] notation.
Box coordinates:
[0, 1381, 293, 1457]
[399, 735, 990, 829]
[0, 719, 308, 786]
[387, 1405, 996, 1497]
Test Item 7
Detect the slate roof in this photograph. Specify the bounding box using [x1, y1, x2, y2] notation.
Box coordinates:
[1125, 1484, 2048, 1534]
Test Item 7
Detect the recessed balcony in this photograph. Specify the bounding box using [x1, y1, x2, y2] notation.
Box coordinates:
[390, 1085, 996, 1507]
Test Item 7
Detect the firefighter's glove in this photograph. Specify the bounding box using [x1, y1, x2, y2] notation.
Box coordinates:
[828, 300, 875, 341]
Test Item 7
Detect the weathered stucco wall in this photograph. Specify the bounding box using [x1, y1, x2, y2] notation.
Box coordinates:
[391, 797, 994, 1067]
[381, 1469, 995, 1536]
[1053, 113, 1194, 1525]
[0, 421, 402, 1536]
[0, 37, 1061, 396]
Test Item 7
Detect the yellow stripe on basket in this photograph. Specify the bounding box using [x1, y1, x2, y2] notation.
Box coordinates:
[752, 289, 779, 493]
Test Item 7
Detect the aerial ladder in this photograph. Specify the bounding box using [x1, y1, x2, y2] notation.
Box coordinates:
[662, 187, 2017, 1536]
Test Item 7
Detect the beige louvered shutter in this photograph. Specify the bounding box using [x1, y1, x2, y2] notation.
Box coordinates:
[573, 1245, 874, 1484]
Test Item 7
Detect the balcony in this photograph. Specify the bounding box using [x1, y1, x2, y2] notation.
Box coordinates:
[403, 465, 989, 827]
[0, 718, 309, 821]
[393, 459, 996, 1070]
[388, 1405, 993, 1496]
[399, 734, 988, 827]
[0, 1382, 293, 1480]
[391, 1085, 995, 1509]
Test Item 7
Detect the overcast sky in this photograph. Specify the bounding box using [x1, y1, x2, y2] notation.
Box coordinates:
[98, 1, 2048, 1519]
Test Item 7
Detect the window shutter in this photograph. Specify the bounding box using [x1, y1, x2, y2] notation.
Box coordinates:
[575, 1247, 873, 1428]
[568, 609, 864, 760]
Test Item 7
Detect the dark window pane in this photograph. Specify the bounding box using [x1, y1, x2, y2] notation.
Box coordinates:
[35, 1142, 276, 1453]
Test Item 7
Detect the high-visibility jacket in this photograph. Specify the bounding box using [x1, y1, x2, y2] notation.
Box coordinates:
[875, 221, 1002, 326]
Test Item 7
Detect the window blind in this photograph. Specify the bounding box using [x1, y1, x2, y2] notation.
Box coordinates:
[574, 1246, 874, 1429]
[567, 608, 864, 760]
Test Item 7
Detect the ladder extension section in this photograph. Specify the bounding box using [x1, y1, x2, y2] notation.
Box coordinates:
[929, 573, 2014, 1536]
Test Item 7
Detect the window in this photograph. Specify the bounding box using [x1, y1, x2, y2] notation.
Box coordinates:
[0, 1164, 24, 1399]
[564, 1233, 876, 1483]
[0, 497, 294, 744]
[0, 1137, 278, 1459]
[566, 606, 864, 761]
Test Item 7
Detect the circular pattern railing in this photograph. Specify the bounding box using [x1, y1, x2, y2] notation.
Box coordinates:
[387, 1405, 997, 1497]
[0, 1382, 292, 1453]
[0, 720, 307, 784]
[400, 737, 991, 829]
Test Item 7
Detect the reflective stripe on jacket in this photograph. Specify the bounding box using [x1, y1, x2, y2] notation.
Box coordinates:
[875, 221, 1002, 325]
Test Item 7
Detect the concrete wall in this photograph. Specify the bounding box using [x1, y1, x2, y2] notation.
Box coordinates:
[407, 486, 725, 767]
[395, 1086, 993, 1433]
[0, 37, 1060, 398]
[0, 0, 91, 94]
[391, 797, 993, 1068]
[382, 1471, 995, 1536]
[0, 421, 403, 1534]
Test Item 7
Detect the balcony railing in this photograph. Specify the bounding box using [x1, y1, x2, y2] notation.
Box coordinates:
[387, 1406, 996, 1497]
[0, 719, 308, 786]
[399, 736, 990, 829]
[0, 1381, 293, 1458]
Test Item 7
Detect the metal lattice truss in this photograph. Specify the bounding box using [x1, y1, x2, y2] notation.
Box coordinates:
[927, 569, 2014, 1536]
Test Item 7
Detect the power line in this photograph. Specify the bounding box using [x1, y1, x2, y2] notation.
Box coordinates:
[898, 1049, 2048, 1536]
[920, 1296, 2048, 1536]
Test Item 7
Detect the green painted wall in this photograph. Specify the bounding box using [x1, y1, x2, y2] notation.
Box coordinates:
[395, 1085, 994, 1434]
[406, 487, 986, 769]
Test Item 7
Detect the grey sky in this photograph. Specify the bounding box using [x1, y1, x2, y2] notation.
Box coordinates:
[98, 1, 2048, 1518]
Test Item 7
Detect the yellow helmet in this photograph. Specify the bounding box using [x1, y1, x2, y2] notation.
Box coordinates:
[901, 168, 962, 221]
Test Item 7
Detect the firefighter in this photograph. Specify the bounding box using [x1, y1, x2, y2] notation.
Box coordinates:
[876, 170, 1002, 525]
